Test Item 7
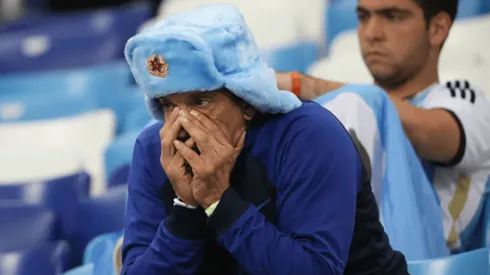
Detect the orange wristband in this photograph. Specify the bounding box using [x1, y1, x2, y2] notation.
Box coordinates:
[290, 72, 301, 97]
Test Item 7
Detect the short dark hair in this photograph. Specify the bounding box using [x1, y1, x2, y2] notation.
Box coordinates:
[413, 0, 459, 24]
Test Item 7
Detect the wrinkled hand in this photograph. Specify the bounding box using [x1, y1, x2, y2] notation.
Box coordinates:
[174, 109, 246, 209]
[160, 107, 199, 207]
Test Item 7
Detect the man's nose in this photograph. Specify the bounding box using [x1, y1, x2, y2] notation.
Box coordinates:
[364, 17, 385, 42]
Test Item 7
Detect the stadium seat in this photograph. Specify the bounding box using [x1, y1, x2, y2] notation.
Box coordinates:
[0, 3, 151, 73]
[307, 53, 372, 84]
[444, 15, 490, 64]
[263, 42, 320, 73]
[482, 193, 490, 247]
[0, 61, 130, 107]
[83, 231, 122, 265]
[0, 204, 57, 252]
[327, 29, 358, 57]
[0, 91, 97, 123]
[0, 172, 90, 203]
[104, 130, 140, 185]
[456, 0, 487, 19]
[63, 264, 94, 275]
[325, 0, 358, 45]
[2, 2, 150, 34]
[0, 29, 123, 73]
[113, 86, 150, 135]
[0, 110, 116, 195]
[0, 172, 90, 266]
[407, 248, 489, 275]
[484, 0, 490, 14]
[0, 241, 70, 275]
[0, 60, 142, 134]
[71, 185, 126, 265]
[108, 164, 131, 188]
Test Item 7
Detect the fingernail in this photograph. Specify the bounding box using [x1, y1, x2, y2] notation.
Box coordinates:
[179, 116, 189, 123]
[190, 110, 198, 117]
[174, 106, 180, 113]
[173, 140, 180, 146]
[178, 110, 186, 117]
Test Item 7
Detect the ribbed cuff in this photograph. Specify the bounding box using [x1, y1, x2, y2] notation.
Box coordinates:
[207, 187, 249, 235]
[164, 206, 208, 240]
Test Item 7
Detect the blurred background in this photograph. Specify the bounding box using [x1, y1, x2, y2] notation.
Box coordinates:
[0, 0, 488, 274]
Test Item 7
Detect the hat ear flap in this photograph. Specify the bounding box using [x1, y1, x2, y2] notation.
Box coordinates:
[145, 96, 165, 121]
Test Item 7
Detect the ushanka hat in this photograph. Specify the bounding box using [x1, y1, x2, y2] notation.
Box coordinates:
[124, 4, 302, 120]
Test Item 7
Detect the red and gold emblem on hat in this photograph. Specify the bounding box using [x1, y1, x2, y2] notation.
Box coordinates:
[147, 54, 168, 78]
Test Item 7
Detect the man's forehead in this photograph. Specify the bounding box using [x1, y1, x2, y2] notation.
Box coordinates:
[158, 90, 219, 103]
[357, 0, 417, 11]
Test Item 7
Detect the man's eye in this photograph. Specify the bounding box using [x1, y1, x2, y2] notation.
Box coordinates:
[357, 13, 369, 22]
[161, 102, 174, 110]
[385, 13, 405, 22]
[196, 99, 210, 107]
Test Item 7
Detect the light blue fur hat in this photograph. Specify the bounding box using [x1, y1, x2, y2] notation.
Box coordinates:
[124, 4, 302, 120]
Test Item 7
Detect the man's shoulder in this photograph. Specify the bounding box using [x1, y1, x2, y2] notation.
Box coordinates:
[136, 121, 163, 150]
[258, 101, 349, 148]
[424, 80, 489, 107]
[266, 101, 345, 134]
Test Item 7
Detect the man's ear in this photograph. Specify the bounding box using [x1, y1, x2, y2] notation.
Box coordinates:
[428, 11, 452, 49]
[241, 102, 257, 121]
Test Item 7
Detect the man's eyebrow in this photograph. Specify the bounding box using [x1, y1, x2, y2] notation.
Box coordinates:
[158, 97, 171, 105]
[356, 6, 369, 13]
[357, 6, 412, 15]
[189, 92, 217, 99]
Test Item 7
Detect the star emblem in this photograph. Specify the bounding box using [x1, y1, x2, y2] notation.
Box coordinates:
[146, 54, 168, 78]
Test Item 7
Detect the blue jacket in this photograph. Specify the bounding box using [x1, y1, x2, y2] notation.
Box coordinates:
[121, 101, 362, 275]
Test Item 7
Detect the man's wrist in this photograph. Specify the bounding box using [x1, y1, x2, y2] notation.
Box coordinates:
[206, 188, 250, 235]
[164, 205, 208, 240]
[174, 198, 197, 209]
[290, 72, 302, 97]
[276, 71, 293, 91]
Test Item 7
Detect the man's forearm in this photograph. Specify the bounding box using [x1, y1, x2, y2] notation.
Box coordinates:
[276, 72, 344, 100]
[122, 211, 206, 275]
[389, 96, 461, 163]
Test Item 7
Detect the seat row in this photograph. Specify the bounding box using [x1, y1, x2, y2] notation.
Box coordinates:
[0, 174, 126, 270]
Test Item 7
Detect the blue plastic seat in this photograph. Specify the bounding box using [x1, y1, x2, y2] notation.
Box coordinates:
[108, 164, 131, 189]
[481, 192, 490, 247]
[106, 86, 149, 135]
[116, 88, 151, 135]
[71, 185, 126, 265]
[407, 248, 489, 275]
[83, 231, 122, 265]
[0, 61, 133, 124]
[263, 41, 320, 73]
[0, 89, 97, 122]
[0, 172, 90, 266]
[0, 3, 151, 73]
[104, 131, 140, 183]
[326, 0, 358, 46]
[0, 172, 90, 203]
[484, 0, 490, 13]
[63, 264, 94, 275]
[0, 241, 70, 275]
[0, 30, 123, 73]
[1, 2, 151, 35]
[0, 204, 57, 252]
[457, 0, 487, 19]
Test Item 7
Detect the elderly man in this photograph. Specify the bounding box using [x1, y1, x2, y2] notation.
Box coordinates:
[122, 4, 408, 275]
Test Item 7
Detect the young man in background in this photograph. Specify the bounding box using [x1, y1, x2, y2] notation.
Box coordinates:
[278, 0, 490, 251]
